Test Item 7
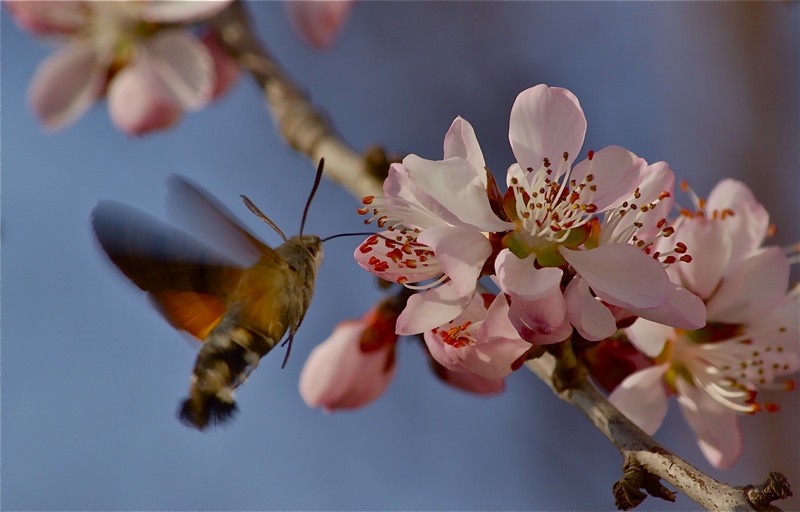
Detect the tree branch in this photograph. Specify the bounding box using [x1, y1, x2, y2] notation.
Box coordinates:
[208, 0, 384, 200]
[525, 354, 791, 510]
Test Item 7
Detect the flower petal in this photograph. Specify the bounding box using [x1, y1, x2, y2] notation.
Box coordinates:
[396, 281, 472, 335]
[140, 30, 213, 110]
[629, 284, 707, 330]
[675, 217, 731, 299]
[705, 246, 789, 324]
[28, 43, 104, 131]
[403, 155, 513, 232]
[570, 146, 643, 211]
[560, 244, 671, 309]
[676, 379, 743, 469]
[6, 0, 86, 35]
[443, 116, 486, 173]
[509, 84, 587, 171]
[626, 318, 674, 358]
[431, 363, 506, 395]
[495, 249, 563, 300]
[706, 179, 769, 262]
[417, 226, 490, 296]
[564, 277, 617, 341]
[284, 0, 354, 50]
[508, 287, 571, 345]
[108, 62, 183, 135]
[609, 364, 670, 435]
[140, 0, 233, 23]
[200, 30, 240, 100]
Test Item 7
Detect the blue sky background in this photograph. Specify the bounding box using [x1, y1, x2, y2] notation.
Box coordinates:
[2, 2, 798, 510]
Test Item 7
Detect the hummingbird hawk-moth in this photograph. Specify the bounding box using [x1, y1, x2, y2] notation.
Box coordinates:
[91, 163, 326, 430]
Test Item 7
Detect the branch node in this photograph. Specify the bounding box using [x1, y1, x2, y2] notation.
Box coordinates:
[744, 472, 793, 511]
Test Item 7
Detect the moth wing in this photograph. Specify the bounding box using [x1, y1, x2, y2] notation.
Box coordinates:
[166, 175, 285, 269]
[92, 201, 244, 340]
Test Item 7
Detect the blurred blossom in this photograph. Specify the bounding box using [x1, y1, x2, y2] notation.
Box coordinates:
[285, 0, 355, 50]
[300, 302, 399, 412]
[610, 180, 799, 469]
[5, 0, 236, 134]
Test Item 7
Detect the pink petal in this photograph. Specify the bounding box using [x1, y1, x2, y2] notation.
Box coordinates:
[747, 291, 800, 357]
[706, 246, 789, 324]
[432, 364, 505, 395]
[570, 146, 643, 211]
[417, 226, 490, 296]
[443, 116, 486, 173]
[404, 155, 513, 232]
[626, 318, 674, 358]
[285, 0, 354, 50]
[508, 287, 571, 345]
[560, 244, 670, 309]
[199, 30, 240, 100]
[354, 232, 442, 284]
[608, 364, 670, 435]
[107, 63, 183, 135]
[706, 179, 769, 261]
[564, 277, 617, 341]
[28, 43, 104, 131]
[463, 296, 531, 379]
[675, 217, 731, 299]
[140, 0, 233, 23]
[630, 284, 707, 330]
[140, 30, 213, 110]
[299, 320, 395, 411]
[509, 84, 587, 171]
[676, 380, 743, 469]
[495, 249, 563, 300]
[396, 282, 472, 335]
[5, 0, 86, 35]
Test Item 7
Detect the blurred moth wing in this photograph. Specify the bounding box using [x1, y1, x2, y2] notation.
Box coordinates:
[91, 176, 323, 430]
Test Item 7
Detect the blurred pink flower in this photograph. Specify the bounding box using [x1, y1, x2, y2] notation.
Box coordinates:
[300, 304, 399, 412]
[6, 0, 236, 134]
[285, 0, 355, 49]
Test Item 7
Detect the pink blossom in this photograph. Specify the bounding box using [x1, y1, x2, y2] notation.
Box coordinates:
[300, 306, 398, 412]
[609, 180, 798, 468]
[356, 117, 513, 335]
[424, 293, 532, 379]
[285, 0, 355, 49]
[7, 0, 236, 134]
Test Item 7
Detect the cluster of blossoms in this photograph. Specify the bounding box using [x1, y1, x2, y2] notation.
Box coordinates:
[6, 0, 353, 135]
[300, 84, 798, 469]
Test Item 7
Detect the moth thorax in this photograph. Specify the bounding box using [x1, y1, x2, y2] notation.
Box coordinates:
[278, 234, 323, 270]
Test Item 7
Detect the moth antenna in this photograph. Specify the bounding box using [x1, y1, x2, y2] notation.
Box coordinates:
[281, 333, 295, 369]
[241, 195, 288, 242]
[300, 159, 325, 235]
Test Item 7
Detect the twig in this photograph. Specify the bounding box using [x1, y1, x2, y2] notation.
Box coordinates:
[526, 354, 791, 510]
[208, 0, 384, 200]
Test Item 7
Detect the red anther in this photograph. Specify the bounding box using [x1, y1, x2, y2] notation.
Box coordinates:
[459, 321, 472, 330]
[679, 208, 693, 218]
[387, 248, 403, 263]
[680, 255, 693, 263]
[663, 255, 677, 264]
[403, 259, 417, 269]
[368, 256, 380, 265]
[377, 216, 388, 228]
[401, 244, 413, 255]
[359, 245, 373, 254]
[680, 180, 689, 191]
[721, 208, 735, 219]
[587, 150, 594, 160]
[589, 184, 597, 192]
[397, 276, 408, 285]
[373, 261, 389, 272]
[658, 191, 671, 200]
[584, 204, 598, 213]
[419, 255, 428, 262]
[585, 173, 594, 182]
[661, 226, 675, 236]
[633, 189, 642, 199]
[767, 224, 778, 237]
[363, 219, 371, 225]
[674, 242, 687, 253]
[357, 207, 369, 215]
[698, 198, 706, 209]
[563, 151, 569, 161]
[785, 379, 797, 391]
[543, 158, 551, 168]
[764, 402, 781, 413]
[656, 218, 667, 228]
[362, 196, 375, 205]
[640, 205, 649, 213]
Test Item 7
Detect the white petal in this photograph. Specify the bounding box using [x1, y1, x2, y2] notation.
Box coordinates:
[396, 282, 472, 335]
[140, 0, 232, 23]
[706, 246, 790, 323]
[608, 364, 670, 435]
[107, 63, 183, 135]
[706, 179, 769, 262]
[495, 249, 563, 300]
[560, 244, 670, 309]
[676, 217, 731, 299]
[509, 84, 587, 171]
[28, 43, 103, 130]
[443, 116, 486, 173]
[676, 380, 743, 469]
[417, 226, 490, 296]
[626, 318, 674, 358]
[564, 277, 617, 341]
[404, 155, 513, 232]
[570, 146, 643, 211]
[140, 30, 213, 110]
